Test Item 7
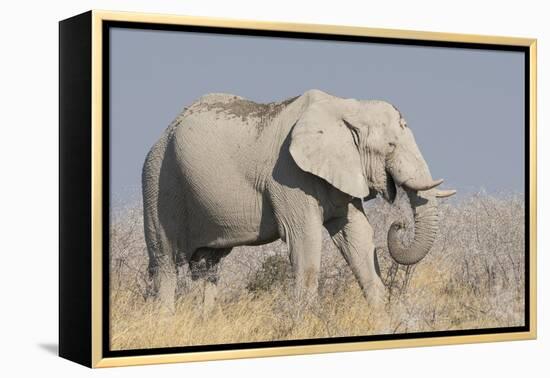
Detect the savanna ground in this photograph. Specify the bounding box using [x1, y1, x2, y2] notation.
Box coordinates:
[109, 191, 525, 350]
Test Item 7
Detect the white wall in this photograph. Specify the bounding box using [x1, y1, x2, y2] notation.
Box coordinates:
[0, 0, 546, 376]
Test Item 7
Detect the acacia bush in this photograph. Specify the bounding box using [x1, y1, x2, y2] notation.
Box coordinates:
[109, 191, 525, 350]
[246, 254, 292, 294]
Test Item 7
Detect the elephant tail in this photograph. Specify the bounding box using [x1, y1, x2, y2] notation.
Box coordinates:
[142, 136, 169, 282]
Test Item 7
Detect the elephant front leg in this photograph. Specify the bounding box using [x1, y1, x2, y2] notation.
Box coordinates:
[325, 200, 386, 307]
[281, 215, 323, 305]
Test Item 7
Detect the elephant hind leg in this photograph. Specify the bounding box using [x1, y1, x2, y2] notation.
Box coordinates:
[143, 190, 178, 312]
[142, 138, 179, 312]
[143, 193, 179, 312]
[145, 229, 178, 313]
[189, 247, 232, 315]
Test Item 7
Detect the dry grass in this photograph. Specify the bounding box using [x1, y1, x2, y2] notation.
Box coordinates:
[109, 191, 525, 350]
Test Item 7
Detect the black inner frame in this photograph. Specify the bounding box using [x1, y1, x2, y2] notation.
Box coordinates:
[102, 20, 531, 358]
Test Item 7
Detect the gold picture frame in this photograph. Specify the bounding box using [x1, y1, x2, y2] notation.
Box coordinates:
[59, 10, 537, 368]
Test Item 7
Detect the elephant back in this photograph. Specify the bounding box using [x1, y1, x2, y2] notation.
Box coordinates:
[193, 92, 247, 106]
[178, 93, 299, 131]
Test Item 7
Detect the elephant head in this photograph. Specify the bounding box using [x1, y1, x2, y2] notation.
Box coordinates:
[289, 91, 455, 265]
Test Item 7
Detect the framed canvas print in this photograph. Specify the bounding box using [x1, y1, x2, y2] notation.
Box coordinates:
[59, 10, 537, 368]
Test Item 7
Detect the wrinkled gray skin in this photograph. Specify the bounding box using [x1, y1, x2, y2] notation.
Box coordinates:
[142, 89, 456, 311]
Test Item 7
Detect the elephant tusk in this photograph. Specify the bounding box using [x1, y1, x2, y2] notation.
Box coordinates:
[425, 178, 444, 190]
[403, 178, 444, 191]
[435, 189, 456, 198]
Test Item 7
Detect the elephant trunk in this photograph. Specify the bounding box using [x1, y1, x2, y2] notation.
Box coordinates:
[387, 188, 439, 266]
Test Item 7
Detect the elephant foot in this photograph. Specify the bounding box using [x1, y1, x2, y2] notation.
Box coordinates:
[155, 280, 178, 316]
[145, 284, 177, 315]
[147, 260, 178, 315]
[288, 285, 320, 324]
[200, 280, 218, 319]
[363, 280, 387, 309]
[163, 301, 178, 318]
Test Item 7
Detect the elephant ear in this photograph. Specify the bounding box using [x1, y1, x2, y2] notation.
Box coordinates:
[289, 102, 370, 198]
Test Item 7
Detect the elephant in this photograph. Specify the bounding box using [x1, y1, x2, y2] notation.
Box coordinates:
[142, 89, 456, 312]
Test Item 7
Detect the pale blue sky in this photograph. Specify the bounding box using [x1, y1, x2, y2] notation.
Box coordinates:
[110, 27, 525, 204]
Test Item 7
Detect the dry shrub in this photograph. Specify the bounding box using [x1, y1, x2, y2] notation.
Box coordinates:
[109, 191, 525, 350]
[246, 255, 292, 295]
